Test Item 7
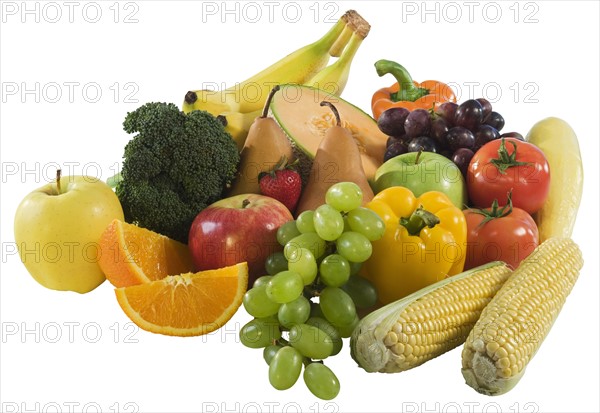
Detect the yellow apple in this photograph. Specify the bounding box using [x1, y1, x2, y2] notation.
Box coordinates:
[14, 171, 124, 293]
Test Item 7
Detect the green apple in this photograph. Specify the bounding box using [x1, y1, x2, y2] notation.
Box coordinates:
[374, 152, 467, 208]
[14, 171, 124, 293]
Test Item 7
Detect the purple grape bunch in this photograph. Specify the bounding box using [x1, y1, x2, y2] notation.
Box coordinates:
[377, 98, 524, 177]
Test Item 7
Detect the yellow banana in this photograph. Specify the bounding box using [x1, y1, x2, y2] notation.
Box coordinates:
[328, 24, 353, 57]
[220, 18, 370, 150]
[307, 30, 368, 97]
[328, 8, 370, 57]
[183, 15, 346, 115]
[183, 10, 370, 116]
[218, 110, 261, 152]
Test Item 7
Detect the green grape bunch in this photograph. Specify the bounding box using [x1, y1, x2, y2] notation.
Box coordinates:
[239, 182, 385, 400]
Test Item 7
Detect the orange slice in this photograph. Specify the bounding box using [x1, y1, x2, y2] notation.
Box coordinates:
[98, 219, 195, 287]
[114, 262, 248, 337]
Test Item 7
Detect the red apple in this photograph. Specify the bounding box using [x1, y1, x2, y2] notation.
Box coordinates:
[188, 194, 293, 283]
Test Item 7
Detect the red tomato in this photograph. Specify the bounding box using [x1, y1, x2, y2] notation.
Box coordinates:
[463, 201, 539, 270]
[467, 138, 550, 214]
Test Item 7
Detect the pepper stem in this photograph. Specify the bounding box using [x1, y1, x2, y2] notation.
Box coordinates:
[490, 137, 532, 174]
[400, 206, 440, 236]
[374, 59, 430, 102]
[55, 169, 62, 195]
[320, 101, 341, 127]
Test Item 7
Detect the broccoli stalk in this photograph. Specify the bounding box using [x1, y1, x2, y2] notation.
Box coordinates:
[108, 102, 239, 243]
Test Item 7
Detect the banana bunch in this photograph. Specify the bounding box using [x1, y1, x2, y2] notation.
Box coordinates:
[182, 10, 371, 151]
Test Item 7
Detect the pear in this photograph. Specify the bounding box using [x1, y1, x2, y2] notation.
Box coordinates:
[228, 85, 294, 196]
[295, 101, 374, 216]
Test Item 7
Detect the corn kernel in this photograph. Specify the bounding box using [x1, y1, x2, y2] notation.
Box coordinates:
[384, 331, 398, 347]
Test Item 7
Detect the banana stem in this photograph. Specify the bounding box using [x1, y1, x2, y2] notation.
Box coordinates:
[313, 14, 348, 52]
[342, 10, 371, 39]
[335, 32, 363, 66]
[184, 91, 197, 105]
[329, 25, 353, 57]
[307, 32, 364, 96]
[314, 10, 370, 53]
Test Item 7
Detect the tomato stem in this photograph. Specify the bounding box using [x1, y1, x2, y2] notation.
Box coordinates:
[469, 192, 514, 227]
[490, 138, 531, 174]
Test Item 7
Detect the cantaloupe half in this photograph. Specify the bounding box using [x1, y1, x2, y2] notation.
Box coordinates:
[269, 84, 387, 183]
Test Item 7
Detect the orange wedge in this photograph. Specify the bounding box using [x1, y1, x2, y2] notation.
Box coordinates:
[114, 262, 248, 337]
[98, 219, 195, 287]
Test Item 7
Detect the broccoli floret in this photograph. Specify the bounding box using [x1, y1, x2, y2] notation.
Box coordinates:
[114, 102, 239, 243]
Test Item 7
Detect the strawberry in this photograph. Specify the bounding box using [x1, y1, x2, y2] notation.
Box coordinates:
[259, 157, 302, 213]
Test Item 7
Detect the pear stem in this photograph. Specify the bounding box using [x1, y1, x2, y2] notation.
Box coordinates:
[56, 169, 62, 194]
[261, 85, 280, 118]
[320, 101, 341, 127]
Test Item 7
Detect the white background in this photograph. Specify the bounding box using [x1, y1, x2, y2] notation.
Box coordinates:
[1, 1, 599, 412]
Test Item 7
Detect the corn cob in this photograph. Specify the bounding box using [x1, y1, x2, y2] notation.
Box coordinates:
[350, 261, 512, 373]
[461, 238, 583, 396]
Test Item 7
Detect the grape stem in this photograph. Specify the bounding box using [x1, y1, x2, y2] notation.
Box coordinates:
[276, 337, 290, 347]
[399, 206, 440, 236]
[375, 60, 429, 102]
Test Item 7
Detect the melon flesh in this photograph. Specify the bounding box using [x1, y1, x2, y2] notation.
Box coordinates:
[269, 84, 387, 182]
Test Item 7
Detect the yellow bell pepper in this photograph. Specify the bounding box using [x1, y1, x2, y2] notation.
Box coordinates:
[361, 186, 467, 305]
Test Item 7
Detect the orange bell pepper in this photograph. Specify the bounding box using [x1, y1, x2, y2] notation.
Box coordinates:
[371, 59, 457, 120]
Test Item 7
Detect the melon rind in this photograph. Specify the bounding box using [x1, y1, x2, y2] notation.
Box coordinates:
[268, 84, 387, 185]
